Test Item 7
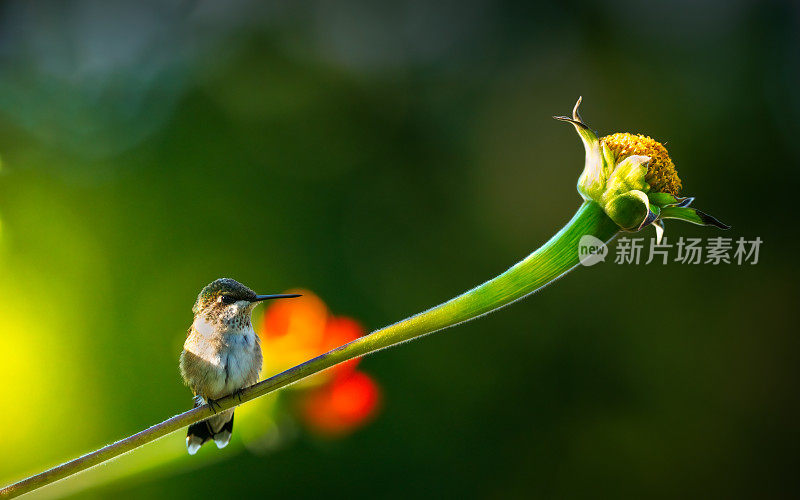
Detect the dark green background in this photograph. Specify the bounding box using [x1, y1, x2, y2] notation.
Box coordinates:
[0, 1, 797, 498]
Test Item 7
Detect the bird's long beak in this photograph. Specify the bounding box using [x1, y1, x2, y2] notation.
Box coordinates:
[253, 294, 302, 302]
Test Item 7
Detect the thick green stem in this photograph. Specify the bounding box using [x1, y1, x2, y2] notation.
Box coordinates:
[326, 200, 618, 358]
[1, 201, 618, 499]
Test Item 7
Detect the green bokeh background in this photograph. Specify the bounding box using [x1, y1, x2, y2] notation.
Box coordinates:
[0, 1, 797, 498]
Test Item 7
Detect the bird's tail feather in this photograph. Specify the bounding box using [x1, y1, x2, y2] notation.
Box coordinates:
[186, 400, 235, 455]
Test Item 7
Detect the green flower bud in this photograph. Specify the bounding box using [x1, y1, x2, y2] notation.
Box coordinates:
[555, 97, 728, 240]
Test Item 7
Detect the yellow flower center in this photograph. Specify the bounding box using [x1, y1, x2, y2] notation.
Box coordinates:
[602, 132, 682, 196]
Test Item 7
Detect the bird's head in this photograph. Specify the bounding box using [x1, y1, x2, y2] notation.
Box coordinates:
[193, 278, 300, 325]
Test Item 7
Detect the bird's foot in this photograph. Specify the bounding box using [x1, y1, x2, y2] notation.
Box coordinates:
[232, 388, 245, 402]
[206, 397, 221, 414]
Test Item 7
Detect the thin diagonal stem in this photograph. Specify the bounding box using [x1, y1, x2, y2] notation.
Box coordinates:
[1, 201, 618, 499]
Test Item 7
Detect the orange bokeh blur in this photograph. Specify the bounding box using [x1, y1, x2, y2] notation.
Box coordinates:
[258, 290, 381, 435]
[301, 371, 381, 436]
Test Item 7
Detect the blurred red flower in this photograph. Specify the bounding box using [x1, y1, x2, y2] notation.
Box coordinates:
[258, 290, 381, 436]
[301, 371, 381, 436]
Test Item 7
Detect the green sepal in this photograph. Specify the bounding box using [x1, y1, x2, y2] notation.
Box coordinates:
[660, 206, 730, 229]
[554, 97, 613, 202]
[606, 190, 651, 231]
[649, 204, 661, 219]
[647, 192, 694, 208]
[603, 155, 650, 195]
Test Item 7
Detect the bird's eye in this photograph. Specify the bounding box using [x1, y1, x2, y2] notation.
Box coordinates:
[220, 295, 236, 304]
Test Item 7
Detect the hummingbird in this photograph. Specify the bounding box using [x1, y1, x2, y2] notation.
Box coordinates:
[180, 278, 300, 455]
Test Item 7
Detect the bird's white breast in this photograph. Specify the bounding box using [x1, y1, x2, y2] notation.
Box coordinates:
[221, 330, 259, 392]
[186, 316, 262, 399]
